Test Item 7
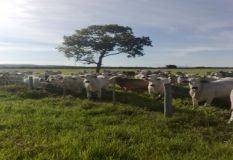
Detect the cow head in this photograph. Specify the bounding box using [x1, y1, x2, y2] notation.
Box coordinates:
[147, 74, 158, 82]
[189, 78, 202, 91]
[149, 82, 155, 87]
[84, 74, 95, 84]
[148, 81, 160, 94]
[39, 78, 44, 82]
[84, 80, 90, 83]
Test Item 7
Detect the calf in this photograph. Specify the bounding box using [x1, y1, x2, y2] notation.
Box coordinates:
[23, 75, 48, 89]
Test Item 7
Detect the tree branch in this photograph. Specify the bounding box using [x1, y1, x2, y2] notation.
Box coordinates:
[103, 52, 121, 57]
[80, 59, 98, 64]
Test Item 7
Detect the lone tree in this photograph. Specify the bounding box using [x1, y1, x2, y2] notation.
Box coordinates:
[58, 24, 152, 73]
[166, 65, 177, 69]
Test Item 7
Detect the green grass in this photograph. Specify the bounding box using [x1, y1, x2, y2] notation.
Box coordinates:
[1, 68, 233, 75]
[0, 83, 233, 159]
[162, 68, 233, 76]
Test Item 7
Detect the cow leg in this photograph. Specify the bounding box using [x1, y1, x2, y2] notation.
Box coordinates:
[204, 98, 213, 106]
[148, 88, 155, 98]
[192, 98, 198, 109]
[148, 92, 155, 98]
[228, 111, 233, 124]
[86, 90, 91, 99]
[228, 110, 233, 124]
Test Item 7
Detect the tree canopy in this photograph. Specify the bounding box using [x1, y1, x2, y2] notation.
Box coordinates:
[166, 65, 177, 69]
[58, 24, 152, 73]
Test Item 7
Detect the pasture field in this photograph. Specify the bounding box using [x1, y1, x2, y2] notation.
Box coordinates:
[0, 68, 233, 159]
[1, 68, 233, 75]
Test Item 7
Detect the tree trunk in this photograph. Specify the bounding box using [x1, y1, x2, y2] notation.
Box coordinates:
[96, 62, 101, 73]
[96, 54, 104, 73]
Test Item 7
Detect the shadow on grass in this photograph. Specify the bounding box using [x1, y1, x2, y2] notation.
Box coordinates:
[193, 98, 230, 110]
[1, 84, 163, 113]
[167, 107, 233, 143]
[172, 85, 190, 99]
[41, 83, 164, 113]
[2, 84, 229, 114]
[212, 98, 230, 110]
[96, 88, 164, 112]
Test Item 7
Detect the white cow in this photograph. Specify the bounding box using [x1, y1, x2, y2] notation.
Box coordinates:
[23, 75, 47, 89]
[3, 73, 25, 85]
[83, 74, 109, 99]
[62, 75, 84, 95]
[147, 74, 158, 81]
[148, 77, 170, 98]
[47, 75, 63, 86]
[189, 78, 233, 108]
[135, 73, 147, 79]
[168, 75, 177, 84]
[135, 70, 151, 79]
[177, 76, 189, 85]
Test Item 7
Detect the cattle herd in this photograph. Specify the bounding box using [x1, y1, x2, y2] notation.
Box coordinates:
[1, 69, 233, 123]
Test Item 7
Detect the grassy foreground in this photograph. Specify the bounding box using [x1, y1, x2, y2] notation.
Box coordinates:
[0, 85, 233, 159]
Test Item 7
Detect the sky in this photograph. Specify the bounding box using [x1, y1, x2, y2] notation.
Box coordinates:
[0, 0, 233, 67]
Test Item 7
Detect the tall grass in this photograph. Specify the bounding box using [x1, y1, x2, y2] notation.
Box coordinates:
[0, 84, 233, 159]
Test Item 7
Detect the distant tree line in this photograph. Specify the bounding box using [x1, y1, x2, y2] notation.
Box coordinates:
[0, 65, 232, 70]
[165, 65, 177, 69]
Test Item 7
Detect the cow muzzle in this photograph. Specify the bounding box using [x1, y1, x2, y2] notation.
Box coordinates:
[192, 87, 198, 90]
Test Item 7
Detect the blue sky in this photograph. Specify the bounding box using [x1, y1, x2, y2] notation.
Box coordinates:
[0, 0, 233, 67]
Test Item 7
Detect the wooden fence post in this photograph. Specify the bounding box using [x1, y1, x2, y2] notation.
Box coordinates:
[164, 82, 173, 117]
[3, 73, 8, 86]
[29, 77, 33, 90]
[112, 79, 116, 105]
